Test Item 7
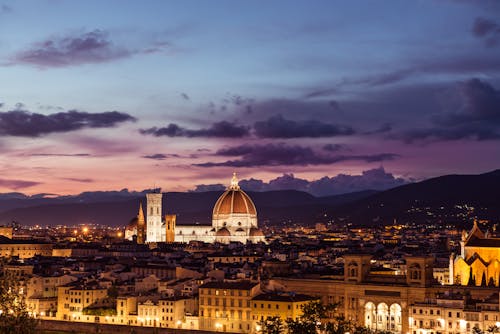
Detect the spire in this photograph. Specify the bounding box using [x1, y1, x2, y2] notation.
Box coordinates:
[138, 202, 145, 222]
[137, 202, 145, 244]
[229, 172, 240, 190]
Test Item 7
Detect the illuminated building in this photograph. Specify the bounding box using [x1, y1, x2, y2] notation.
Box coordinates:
[450, 221, 500, 286]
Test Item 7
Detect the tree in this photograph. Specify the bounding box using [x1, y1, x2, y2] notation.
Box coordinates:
[472, 326, 484, 334]
[486, 325, 500, 334]
[0, 271, 38, 334]
[258, 316, 285, 334]
[286, 301, 355, 334]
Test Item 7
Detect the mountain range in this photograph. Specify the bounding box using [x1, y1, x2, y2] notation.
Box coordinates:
[0, 169, 498, 227]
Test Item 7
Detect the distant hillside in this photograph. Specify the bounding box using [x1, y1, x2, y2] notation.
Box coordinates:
[2, 169, 498, 228]
[0, 189, 376, 227]
[332, 169, 500, 226]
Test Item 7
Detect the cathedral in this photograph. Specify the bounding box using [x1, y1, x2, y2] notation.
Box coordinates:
[450, 220, 500, 286]
[125, 174, 265, 244]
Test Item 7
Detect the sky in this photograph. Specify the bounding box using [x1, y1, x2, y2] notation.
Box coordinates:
[0, 0, 499, 196]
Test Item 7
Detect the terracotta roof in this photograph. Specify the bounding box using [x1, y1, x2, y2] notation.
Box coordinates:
[213, 189, 257, 216]
[465, 235, 500, 248]
[252, 293, 317, 302]
[199, 281, 259, 290]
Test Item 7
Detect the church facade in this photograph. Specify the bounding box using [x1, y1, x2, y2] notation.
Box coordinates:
[129, 174, 265, 244]
[450, 220, 500, 286]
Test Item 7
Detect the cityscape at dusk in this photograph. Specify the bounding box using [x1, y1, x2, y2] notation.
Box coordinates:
[0, 0, 499, 195]
[1, 1, 500, 334]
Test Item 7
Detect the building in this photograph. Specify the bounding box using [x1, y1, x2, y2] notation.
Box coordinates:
[409, 292, 500, 334]
[251, 293, 318, 327]
[450, 221, 500, 286]
[26, 274, 77, 317]
[0, 236, 52, 258]
[0, 225, 13, 239]
[56, 281, 110, 321]
[198, 281, 261, 333]
[141, 174, 266, 244]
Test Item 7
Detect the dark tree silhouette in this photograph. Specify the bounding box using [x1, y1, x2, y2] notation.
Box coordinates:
[0, 271, 38, 334]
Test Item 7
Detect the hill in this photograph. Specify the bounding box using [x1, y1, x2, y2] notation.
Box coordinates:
[332, 169, 500, 226]
[0, 189, 376, 227]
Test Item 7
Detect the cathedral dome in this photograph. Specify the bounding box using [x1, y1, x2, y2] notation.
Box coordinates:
[213, 173, 257, 218]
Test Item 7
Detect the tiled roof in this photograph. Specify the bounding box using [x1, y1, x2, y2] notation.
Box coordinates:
[199, 281, 258, 290]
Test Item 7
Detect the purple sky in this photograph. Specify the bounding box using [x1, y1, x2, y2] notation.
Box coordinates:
[0, 0, 499, 196]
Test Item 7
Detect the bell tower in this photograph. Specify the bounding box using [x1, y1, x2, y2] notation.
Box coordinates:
[146, 190, 163, 242]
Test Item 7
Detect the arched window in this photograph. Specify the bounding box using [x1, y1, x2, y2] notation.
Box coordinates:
[365, 302, 376, 329]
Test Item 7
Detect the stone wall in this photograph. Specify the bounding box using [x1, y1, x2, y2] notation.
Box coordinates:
[38, 320, 236, 334]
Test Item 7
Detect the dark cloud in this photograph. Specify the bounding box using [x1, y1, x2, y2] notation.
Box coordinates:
[0, 4, 12, 13]
[400, 78, 500, 142]
[223, 94, 254, 107]
[439, 78, 500, 124]
[12, 30, 129, 67]
[0, 109, 135, 137]
[194, 167, 408, 196]
[0, 178, 41, 190]
[10, 30, 169, 67]
[472, 17, 500, 47]
[192, 184, 225, 192]
[322, 144, 344, 152]
[142, 153, 180, 160]
[304, 88, 338, 99]
[195, 143, 399, 167]
[30, 153, 90, 157]
[254, 114, 354, 138]
[62, 177, 94, 183]
[140, 121, 250, 138]
[364, 123, 392, 135]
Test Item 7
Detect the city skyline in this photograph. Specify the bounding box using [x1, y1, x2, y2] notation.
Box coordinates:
[1, 0, 500, 195]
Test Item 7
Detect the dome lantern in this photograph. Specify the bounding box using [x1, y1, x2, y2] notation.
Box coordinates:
[229, 172, 240, 190]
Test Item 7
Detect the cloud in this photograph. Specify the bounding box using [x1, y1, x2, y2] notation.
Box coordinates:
[140, 121, 250, 138]
[142, 153, 180, 160]
[62, 177, 94, 183]
[400, 78, 500, 142]
[0, 4, 12, 13]
[195, 143, 399, 167]
[192, 184, 225, 192]
[253, 114, 354, 138]
[0, 178, 41, 190]
[322, 143, 344, 152]
[30, 153, 90, 157]
[472, 17, 500, 47]
[194, 167, 408, 196]
[364, 123, 392, 135]
[0, 109, 135, 137]
[10, 30, 170, 67]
